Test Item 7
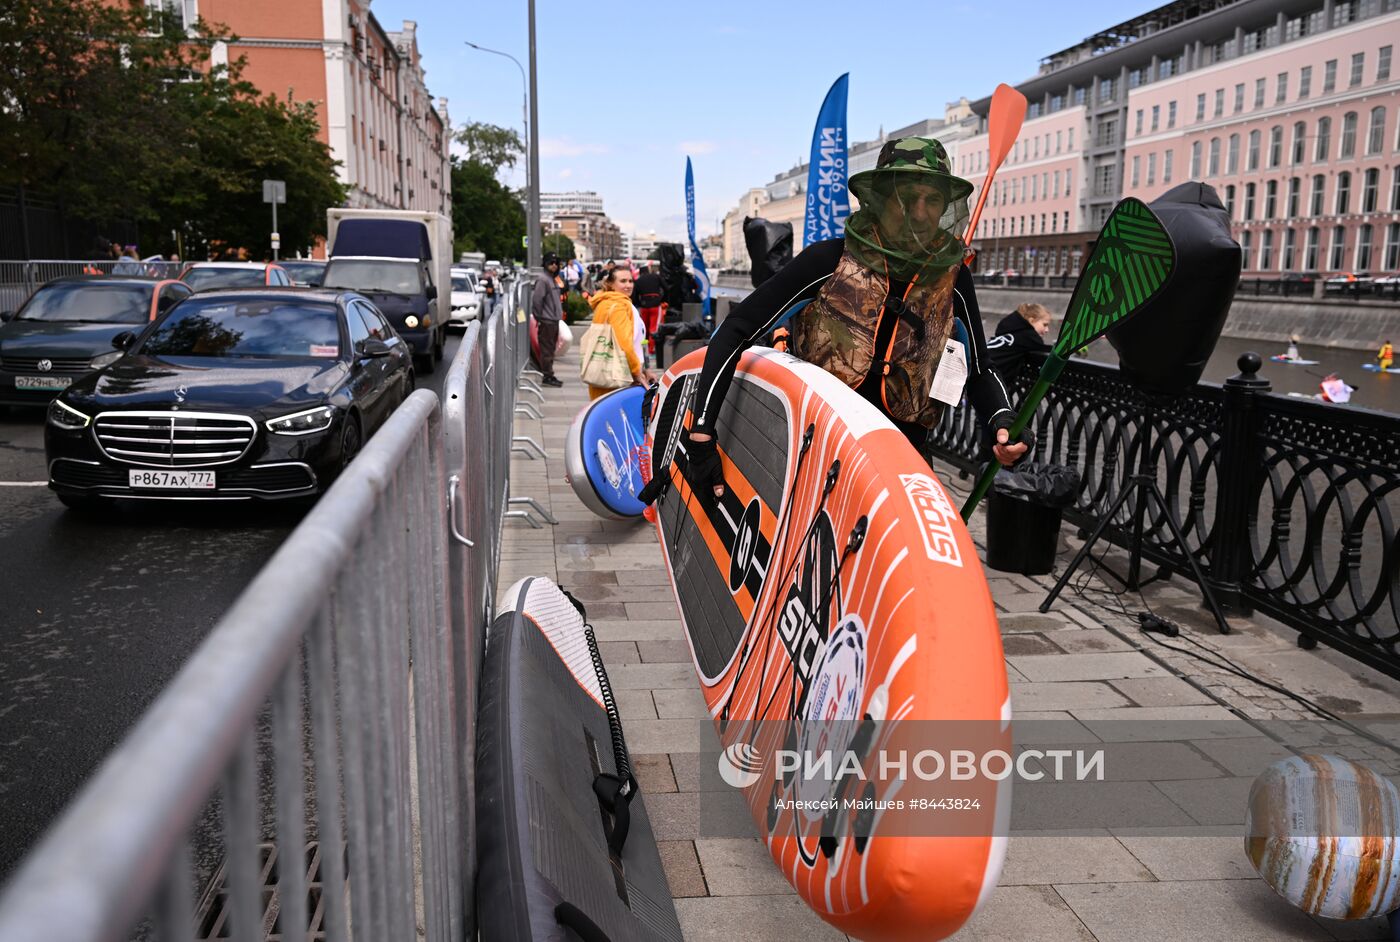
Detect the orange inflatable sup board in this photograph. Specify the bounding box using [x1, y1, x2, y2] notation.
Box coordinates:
[645, 346, 1010, 942]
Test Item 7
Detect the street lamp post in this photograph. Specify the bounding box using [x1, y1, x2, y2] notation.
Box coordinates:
[464, 32, 539, 269]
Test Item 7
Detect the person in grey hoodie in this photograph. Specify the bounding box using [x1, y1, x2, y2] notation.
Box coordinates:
[532, 252, 564, 386]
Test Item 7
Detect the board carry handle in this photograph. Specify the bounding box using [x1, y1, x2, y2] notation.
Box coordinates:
[554, 902, 615, 942]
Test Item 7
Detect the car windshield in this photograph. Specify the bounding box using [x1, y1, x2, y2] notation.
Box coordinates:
[18, 282, 152, 323]
[137, 298, 341, 359]
[452, 275, 474, 291]
[183, 267, 266, 291]
[280, 262, 325, 284]
[322, 259, 422, 294]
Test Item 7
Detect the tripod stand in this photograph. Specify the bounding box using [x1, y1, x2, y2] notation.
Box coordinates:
[1039, 397, 1233, 635]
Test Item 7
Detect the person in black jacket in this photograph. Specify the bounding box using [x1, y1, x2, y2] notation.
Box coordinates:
[643, 136, 1033, 502]
[986, 302, 1052, 379]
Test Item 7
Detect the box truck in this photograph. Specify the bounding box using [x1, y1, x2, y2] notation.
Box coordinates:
[322, 208, 452, 373]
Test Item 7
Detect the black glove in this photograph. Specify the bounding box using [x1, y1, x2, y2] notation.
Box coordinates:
[986, 412, 1035, 467]
[637, 474, 667, 506]
[681, 430, 726, 497]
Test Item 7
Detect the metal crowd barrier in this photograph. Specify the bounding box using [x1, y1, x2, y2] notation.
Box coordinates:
[0, 278, 548, 941]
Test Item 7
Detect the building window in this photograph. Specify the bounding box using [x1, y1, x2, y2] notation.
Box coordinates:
[1151, 105, 1160, 132]
[1236, 83, 1247, 113]
[1097, 118, 1118, 148]
[1227, 134, 1241, 173]
[1299, 66, 1312, 99]
[1259, 230, 1274, 269]
[1330, 226, 1347, 269]
[1385, 222, 1400, 270]
[1305, 227, 1320, 269]
[1094, 164, 1115, 195]
[1356, 224, 1374, 270]
[1056, 130, 1063, 152]
[1312, 174, 1327, 215]
[1063, 211, 1070, 232]
[1100, 77, 1116, 103]
[1129, 67, 1144, 89]
[1288, 177, 1301, 216]
[1248, 130, 1261, 170]
[1334, 1, 1354, 26]
[1160, 58, 1177, 80]
[1363, 167, 1380, 212]
[1243, 30, 1260, 54]
[1291, 121, 1307, 164]
[1367, 106, 1386, 154]
[1283, 228, 1297, 269]
[1251, 79, 1263, 110]
[1051, 93, 1065, 112]
[1135, 109, 1144, 136]
[1336, 171, 1352, 214]
[1214, 88, 1224, 117]
[1225, 184, 1237, 216]
[1276, 72, 1288, 103]
[1324, 60, 1337, 94]
[1196, 93, 1206, 121]
[1028, 102, 1042, 119]
[1286, 16, 1305, 41]
[1380, 46, 1393, 82]
[1392, 166, 1400, 210]
[1147, 153, 1157, 186]
[1208, 137, 1221, 176]
[1265, 180, 1279, 217]
[1340, 112, 1358, 158]
[1164, 149, 1174, 183]
[1190, 141, 1202, 178]
[1168, 101, 1177, 128]
[1245, 182, 1257, 220]
[1074, 86, 1086, 106]
[1131, 155, 1141, 187]
[1241, 231, 1253, 270]
[1351, 53, 1365, 88]
[1316, 116, 1331, 160]
[1068, 128, 1074, 150]
[1269, 126, 1283, 168]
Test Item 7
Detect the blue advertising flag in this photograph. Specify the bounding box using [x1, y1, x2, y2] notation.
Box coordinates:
[803, 73, 850, 248]
[685, 156, 711, 319]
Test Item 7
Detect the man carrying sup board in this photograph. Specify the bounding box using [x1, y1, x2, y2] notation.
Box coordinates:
[642, 137, 1032, 501]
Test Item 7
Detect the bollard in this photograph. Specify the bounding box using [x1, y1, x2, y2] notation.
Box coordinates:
[1208, 352, 1270, 615]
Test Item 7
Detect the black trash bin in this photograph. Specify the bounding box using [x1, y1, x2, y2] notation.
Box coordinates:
[985, 464, 1080, 575]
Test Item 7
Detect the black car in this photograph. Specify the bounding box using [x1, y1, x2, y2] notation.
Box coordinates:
[0, 276, 192, 407]
[45, 288, 413, 509]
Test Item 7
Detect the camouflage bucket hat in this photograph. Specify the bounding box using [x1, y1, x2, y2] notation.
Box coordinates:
[848, 137, 974, 204]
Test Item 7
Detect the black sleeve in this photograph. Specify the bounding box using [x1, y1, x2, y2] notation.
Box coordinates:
[952, 266, 1014, 429]
[691, 238, 843, 433]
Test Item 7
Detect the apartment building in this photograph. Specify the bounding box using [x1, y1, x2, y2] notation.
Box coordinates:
[177, 0, 451, 216]
[960, 0, 1400, 276]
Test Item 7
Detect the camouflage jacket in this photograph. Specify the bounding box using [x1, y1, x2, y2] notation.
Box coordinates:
[790, 249, 959, 427]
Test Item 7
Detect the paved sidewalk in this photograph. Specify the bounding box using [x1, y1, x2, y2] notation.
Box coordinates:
[497, 348, 1399, 942]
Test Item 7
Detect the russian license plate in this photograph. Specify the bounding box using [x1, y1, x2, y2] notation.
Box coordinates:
[128, 469, 216, 490]
[16, 375, 72, 390]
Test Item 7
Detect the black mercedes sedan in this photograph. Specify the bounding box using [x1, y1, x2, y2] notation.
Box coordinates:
[44, 288, 413, 510]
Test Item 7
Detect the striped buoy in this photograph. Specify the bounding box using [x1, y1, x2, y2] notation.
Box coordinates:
[1246, 755, 1400, 919]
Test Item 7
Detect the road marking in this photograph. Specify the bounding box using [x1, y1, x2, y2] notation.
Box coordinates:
[0, 482, 47, 487]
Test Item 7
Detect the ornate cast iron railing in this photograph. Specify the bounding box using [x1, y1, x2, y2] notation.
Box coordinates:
[929, 352, 1400, 681]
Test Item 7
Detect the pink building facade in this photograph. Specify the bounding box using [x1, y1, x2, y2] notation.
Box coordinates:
[961, 0, 1400, 279]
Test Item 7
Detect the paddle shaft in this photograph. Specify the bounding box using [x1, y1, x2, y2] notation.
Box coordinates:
[959, 353, 1067, 520]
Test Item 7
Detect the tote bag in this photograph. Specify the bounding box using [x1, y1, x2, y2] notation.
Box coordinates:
[579, 321, 632, 388]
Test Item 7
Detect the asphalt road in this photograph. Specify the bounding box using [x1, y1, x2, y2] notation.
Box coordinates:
[0, 332, 463, 878]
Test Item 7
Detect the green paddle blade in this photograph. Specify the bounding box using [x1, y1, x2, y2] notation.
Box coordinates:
[959, 198, 1175, 521]
[1052, 198, 1175, 356]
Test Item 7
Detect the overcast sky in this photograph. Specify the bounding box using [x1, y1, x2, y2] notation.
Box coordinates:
[371, 0, 1156, 241]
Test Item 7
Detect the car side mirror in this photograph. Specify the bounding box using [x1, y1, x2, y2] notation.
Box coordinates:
[0, 310, 13, 323]
[425, 284, 438, 301]
[359, 338, 392, 358]
[112, 331, 136, 350]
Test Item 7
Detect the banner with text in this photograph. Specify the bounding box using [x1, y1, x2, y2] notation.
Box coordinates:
[803, 73, 850, 248]
[685, 156, 711, 319]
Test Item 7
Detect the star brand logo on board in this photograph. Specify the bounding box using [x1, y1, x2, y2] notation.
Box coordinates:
[899, 473, 963, 568]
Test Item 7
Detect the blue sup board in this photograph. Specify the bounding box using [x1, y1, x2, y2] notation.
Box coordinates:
[565, 385, 649, 519]
[1362, 363, 1400, 374]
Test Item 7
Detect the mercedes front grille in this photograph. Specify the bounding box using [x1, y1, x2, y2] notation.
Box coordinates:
[93, 411, 256, 467]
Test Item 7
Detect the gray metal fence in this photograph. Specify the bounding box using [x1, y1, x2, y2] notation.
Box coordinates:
[0, 277, 547, 941]
[0, 259, 185, 314]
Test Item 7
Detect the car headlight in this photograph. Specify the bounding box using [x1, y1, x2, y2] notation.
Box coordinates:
[47, 399, 90, 430]
[265, 405, 336, 435]
[89, 351, 122, 370]
[404, 315, 420, 329]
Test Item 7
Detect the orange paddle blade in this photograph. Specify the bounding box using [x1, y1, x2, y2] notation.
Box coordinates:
[963, 83, 1029, 247]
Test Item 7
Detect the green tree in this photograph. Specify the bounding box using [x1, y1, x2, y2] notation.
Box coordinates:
[0, 0, 345, 257]
[450, 120, 526, 262]
[542, 233, 575, 260]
